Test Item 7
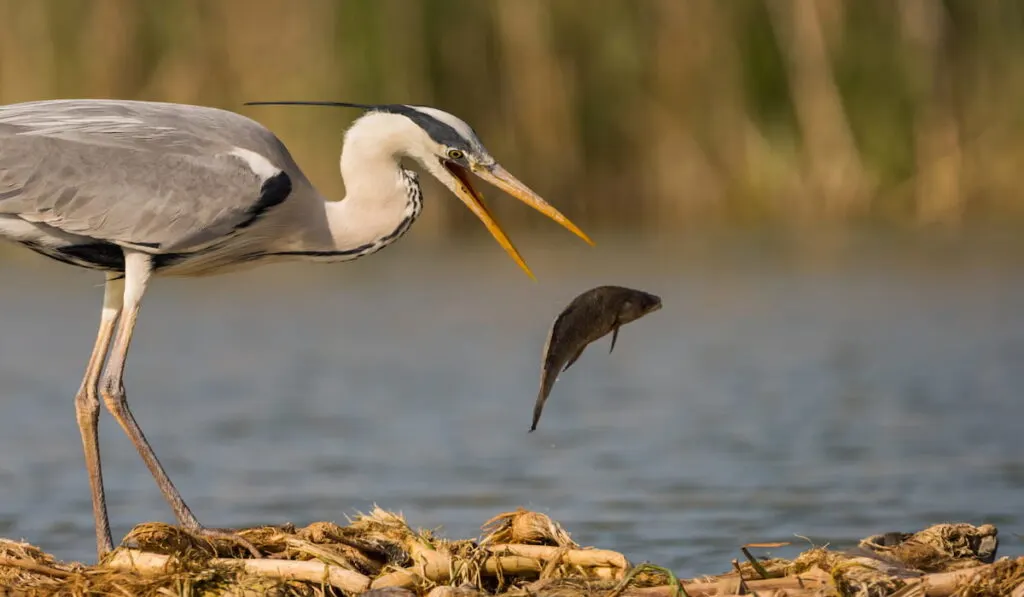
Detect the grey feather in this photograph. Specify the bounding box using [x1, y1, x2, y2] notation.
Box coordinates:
[0, 99, 308, 253]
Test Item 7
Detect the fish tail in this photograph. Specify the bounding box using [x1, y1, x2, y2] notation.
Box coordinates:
[530, 367, 559, 431]
[530, 383, 547, 431]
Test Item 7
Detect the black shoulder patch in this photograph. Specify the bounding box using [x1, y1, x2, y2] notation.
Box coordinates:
[235, 171, 292, 230]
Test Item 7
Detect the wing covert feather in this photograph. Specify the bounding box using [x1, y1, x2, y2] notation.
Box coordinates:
[0, 99, 301, 252]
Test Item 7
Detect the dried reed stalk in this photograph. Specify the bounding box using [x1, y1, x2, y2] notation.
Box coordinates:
[672, 566, 833, 597]
[372, 548, 542, 589]
[483, 544, 630, 570]
[370, 537, 633, 590]
[104, 548, 372, 594]
[635, 561, 1021, 597]
[0, 557, 72, 579]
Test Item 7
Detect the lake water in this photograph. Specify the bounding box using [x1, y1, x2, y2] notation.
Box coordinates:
[0, 232, 1022, 576]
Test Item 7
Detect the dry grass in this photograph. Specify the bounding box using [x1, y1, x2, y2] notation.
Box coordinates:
[0, 509, 1019, 597]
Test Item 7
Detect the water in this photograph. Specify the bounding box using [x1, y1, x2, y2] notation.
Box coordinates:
[0, 234, 1022, 576]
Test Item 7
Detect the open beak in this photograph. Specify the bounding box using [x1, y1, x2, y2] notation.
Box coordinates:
[442, 160, 593, 279]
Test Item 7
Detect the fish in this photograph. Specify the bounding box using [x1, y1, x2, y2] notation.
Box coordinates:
[530, 285, 662, 431]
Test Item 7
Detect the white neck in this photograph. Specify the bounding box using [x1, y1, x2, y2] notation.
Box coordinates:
[285, 112, 426, 260]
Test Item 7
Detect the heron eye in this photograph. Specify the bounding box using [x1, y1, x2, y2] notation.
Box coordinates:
[446, 149, 464, 160]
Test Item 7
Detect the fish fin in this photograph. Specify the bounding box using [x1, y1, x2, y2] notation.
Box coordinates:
[609, 325, 620, 353]
[562, 345, 587, 372]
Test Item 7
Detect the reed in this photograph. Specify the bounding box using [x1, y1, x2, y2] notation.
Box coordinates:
[0, 508, 1018, 596]
[0, 0, 1023, 239]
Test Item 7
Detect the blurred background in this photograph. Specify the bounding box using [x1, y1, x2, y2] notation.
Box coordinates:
[1, 0, 1024, 233]
[0, 0, 1022, 575]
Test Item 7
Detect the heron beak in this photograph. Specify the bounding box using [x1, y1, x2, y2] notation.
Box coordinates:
[441, 160, 593, 279]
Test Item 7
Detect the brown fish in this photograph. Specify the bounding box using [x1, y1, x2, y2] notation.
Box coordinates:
[530, 285, 662, 431]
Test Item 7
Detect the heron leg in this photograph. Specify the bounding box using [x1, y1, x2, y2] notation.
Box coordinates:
[99, 253, 203, 530]
[99, 252, 261, 558]
[75, 274, 124, 558]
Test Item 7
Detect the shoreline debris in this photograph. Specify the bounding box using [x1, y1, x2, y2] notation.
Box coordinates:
[0, 508, 1018, 596]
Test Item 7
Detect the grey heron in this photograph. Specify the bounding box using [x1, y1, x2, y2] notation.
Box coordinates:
[0, 98, 592, 559]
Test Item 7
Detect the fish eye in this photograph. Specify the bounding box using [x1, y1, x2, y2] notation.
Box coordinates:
[446, 148, 464, 160]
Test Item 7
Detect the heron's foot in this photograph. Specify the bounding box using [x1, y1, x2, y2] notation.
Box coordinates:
[183, 526, 263, 558]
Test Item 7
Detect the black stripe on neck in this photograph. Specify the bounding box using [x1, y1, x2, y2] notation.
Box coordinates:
[269, 245, 374, 258]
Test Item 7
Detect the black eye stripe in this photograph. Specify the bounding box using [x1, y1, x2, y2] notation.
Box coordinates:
[244, 101, 477, 153]
[344, 104, 472, 150]
[244, 99, 479, 151]
[382, 105, 475, 152]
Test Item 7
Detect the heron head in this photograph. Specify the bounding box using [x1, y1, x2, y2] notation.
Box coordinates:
[244, 101, 593, 279]
[396, 105, 593, 276]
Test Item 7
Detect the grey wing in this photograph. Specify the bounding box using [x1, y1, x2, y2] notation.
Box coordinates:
[0, 100, 301, 252]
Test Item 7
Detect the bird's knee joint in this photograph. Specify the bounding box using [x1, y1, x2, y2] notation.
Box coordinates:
[99, 377, 126, 413]
[74, 387, 101, 423]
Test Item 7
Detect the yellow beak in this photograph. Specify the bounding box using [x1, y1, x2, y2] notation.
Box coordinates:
[443, 161, 593, 279]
